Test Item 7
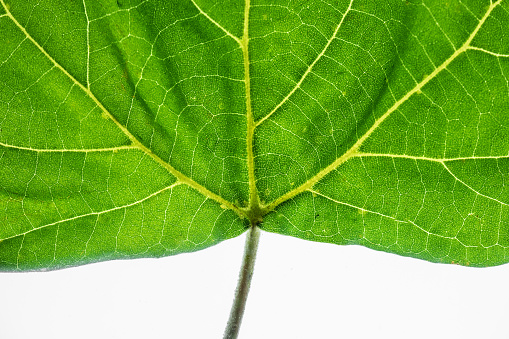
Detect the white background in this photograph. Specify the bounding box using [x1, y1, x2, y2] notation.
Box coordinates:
[1, 231, 508, 339]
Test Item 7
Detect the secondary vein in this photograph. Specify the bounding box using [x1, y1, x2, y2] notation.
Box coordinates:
[1, 0, 243, 217]
[352, 152, 509, 162]
[1, 182, 183, 243]
[255, 0, 354, 128]
[189, 0, 242, 46]
[0, 142, 137, 153]
[265, 0, 503, 212]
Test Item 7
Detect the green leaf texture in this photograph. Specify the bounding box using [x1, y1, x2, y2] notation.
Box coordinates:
[1, 0, 508, 270]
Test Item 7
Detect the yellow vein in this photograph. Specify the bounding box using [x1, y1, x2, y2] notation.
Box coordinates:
[189, 0, 242, 46]
[136, 141, 244, 215]
[309, 188, 417, 225]
[1, 0, 243, 217]
[467, 46, 509, 58]
[265, 0, 502, 212]
[242, 0, 261, 214]
[0, 0, 141, 148]
[0, 142, 137, 153]
[0, 182, 182, 243]
[309, 189, 467, 243]
[442, 162, 509, 206]
[255, 0, 354, 128]
[352, 152, 509, 162]
[355, 153, 509, 207]
[82, 0, 91, 89]
[266, 147, 354, 211]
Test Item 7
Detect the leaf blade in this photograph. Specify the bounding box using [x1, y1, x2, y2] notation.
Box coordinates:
[1, 0, 509, 269]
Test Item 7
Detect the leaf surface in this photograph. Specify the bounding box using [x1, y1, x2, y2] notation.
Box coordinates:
[1, 0, 508, 270]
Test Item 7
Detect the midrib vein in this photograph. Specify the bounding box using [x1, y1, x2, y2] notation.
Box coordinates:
[242, 0, 262, 218]
[255, 0, 354, 127]
[2, 0, 243, 217]
[265, 0, 503, 212]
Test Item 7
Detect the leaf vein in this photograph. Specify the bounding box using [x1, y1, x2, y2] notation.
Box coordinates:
[265, 0, 503, 212]
[308, 189, 475, 249]
[255, 0, 354, 127]
[352, 152, 509, 162]
[0, 142, 137, 153]
[0, 1, 243, 217]
[467, 46, 509, 58]
[441, 162, 509, 207]
[189, 0, 242, 45]
[1, 182, 183, 243]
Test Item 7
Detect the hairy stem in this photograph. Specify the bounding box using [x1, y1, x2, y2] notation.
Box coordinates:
[223, 224, 261, 339]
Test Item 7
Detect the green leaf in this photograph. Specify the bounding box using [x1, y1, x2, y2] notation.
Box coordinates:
[1, 0, 509, 270]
